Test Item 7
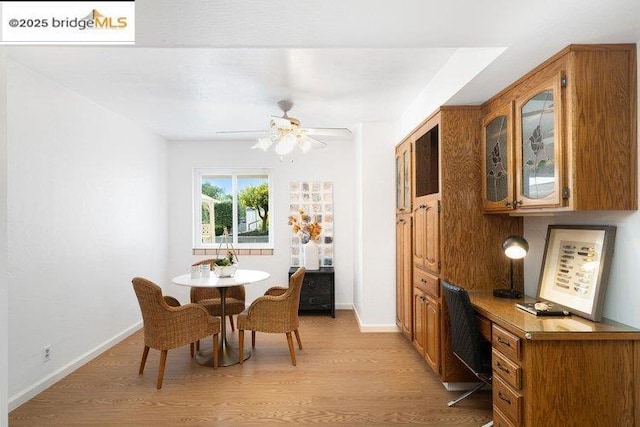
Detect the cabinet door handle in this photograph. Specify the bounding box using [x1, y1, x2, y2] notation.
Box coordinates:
[498, 392, 511, 405]
[497, 337, 511, 347]
[504, 201, 512, 207]
[513, 199, 523, 207]
[420, 278, 427, 283]
[496, 362, 510, 374]
[398, 218, 405, 223]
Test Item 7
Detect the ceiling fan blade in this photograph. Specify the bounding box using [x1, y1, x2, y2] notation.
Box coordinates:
[301, 127, 352, 137]
[215, 130, 269, 135]
[299, 135, 327, 154]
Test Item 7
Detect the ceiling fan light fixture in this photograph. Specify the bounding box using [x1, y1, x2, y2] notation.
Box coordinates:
[298, 136, 313, 154]
[251, 136, 274, 151]
[274, 132, 298, 156]
[221, 100, 350, 157]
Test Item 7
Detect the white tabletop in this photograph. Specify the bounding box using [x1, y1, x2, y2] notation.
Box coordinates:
[172, 269, 270, 288]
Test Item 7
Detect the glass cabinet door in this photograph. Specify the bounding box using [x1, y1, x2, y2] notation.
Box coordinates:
[396, 155, 402, 210]
[482, 103, 514, 212]
[515, 77, 563, 208]
[403, 149, 411, 210]
[396, 140, 412, 213]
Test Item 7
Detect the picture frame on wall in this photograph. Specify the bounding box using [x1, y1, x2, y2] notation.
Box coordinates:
[537, 224, 616, 322]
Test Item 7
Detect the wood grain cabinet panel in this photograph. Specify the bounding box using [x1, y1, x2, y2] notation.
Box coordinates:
[395, 214, 412, 339]
[397, 106, 522, 384]
[482, 43, 637, 213]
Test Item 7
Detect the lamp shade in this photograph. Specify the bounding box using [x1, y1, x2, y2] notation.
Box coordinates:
[502, 235, 529, 259]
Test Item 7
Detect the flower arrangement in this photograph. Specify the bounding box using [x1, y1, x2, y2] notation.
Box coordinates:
[288, 208, 322, 242]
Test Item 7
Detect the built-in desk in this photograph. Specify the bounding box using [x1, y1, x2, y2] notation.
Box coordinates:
[468, 290, 640, 427]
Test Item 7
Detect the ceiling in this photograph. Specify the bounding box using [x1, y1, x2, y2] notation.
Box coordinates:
[6, 0, 640, 141]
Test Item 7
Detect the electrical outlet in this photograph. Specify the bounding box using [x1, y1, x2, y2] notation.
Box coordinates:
[43, 345, 51, 363]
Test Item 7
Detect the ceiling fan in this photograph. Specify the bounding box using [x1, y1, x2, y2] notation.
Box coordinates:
[217, 100, 352, 156]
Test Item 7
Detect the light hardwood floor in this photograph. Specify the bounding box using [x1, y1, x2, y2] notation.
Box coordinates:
[9, 310, 492, 426]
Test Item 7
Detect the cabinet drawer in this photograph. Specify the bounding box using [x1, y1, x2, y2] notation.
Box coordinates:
[303, 276, 332, 291]
[413, 268, 439, 298]
[492, 348, 522, 390]
[300, 294, 331, 306]
[493, 376, 522, 426]
[492, 325, 521, 361]
[493, 406, 517, 427]
[477, 315, 492, 342]
[300, 283, 331, 298]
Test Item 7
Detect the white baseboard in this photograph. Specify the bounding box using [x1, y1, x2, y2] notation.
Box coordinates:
[352, 306, 400, 333]
[8, 321, 142, 412]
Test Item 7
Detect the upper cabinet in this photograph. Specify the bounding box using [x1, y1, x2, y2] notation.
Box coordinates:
[395, 139, 412, 214]
[482, 44, 637, 214]
[482, 102, 515, 212]
[413, 122, 440, 203]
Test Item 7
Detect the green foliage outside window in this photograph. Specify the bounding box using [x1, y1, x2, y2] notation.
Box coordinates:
[238, 183, 270, 233]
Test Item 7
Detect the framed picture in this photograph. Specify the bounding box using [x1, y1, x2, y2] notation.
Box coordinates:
[537, 225, 616, 321]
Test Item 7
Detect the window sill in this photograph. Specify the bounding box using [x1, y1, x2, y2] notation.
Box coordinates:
[192, 248, 274, 256]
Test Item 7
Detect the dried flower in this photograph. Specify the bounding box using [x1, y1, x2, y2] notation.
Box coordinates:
[288, 208, 322, 241]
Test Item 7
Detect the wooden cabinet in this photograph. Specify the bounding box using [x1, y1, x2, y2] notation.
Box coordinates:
[395, 214, 412, 339]
[413, 197, 439, 275]
[412, 277, 440, 374]
[482, 102, 515, 212]
[482, 44, 637, 213]
[405, 107, 522, 383]
[471, 291, 640, 426]
[290, 267, 335, 317]
[423, 294, 440, 373]
[491, 325, 523, 425]
[395, 139, 412, 214]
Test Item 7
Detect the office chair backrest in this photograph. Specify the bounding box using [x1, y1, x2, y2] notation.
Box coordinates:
[441, 281, 491, 375]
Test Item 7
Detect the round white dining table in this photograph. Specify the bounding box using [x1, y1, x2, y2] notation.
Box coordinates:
[172, 269, 270, 367]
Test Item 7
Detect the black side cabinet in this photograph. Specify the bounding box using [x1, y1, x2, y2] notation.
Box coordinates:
[289, 267, 335, 318]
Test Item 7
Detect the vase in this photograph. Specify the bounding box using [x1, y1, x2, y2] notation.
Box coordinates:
[302, 240, 320, 270]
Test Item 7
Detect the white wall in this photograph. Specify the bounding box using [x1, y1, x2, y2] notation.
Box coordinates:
[6, 62, 169, 409]
[353, 121, 397, 330]
[353, 125, 364, 319]
[0, 48, 9, 427]
[397, 47, 506, 139]
[166, 139, 356, 307]
[521, 41, 640, 329]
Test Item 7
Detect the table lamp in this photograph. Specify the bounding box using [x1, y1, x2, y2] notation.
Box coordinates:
[493, 235, 529, 299]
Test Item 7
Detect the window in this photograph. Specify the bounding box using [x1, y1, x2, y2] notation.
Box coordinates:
[194, 168, 272, 249]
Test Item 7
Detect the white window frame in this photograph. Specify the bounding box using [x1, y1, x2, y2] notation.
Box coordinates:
[193, 168, 273, 249]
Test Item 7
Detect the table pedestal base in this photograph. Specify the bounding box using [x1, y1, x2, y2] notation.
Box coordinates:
[195, 339, 250, 367]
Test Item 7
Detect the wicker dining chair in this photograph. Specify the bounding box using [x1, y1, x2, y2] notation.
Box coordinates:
[132, 277, 221, 389]
[237, 267, 306, 366]
[191, 259, 246, 332]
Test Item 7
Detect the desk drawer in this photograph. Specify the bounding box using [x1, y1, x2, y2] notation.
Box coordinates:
[477, 315, 492, 342]
[492, 324, 521, 362]
[492, 348, 522, 389]
[493, 375, 522, 426]
[413, 268, 439, 298]
[493, 406, 517, 427]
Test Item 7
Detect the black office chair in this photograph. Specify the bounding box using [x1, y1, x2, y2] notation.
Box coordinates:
[441, 281, 493, 416]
